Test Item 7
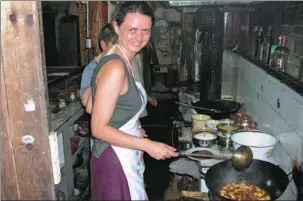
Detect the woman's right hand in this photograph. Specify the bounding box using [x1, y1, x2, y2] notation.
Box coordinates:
[144, 140, 179, 160]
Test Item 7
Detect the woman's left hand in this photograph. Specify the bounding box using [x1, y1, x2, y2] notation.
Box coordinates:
[147, 96, 158, 106]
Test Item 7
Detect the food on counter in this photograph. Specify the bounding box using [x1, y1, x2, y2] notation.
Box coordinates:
[194, 132, 217, 140]
[193, 150, 213, 155]
[219, 183, 270, 200]
[231, 113, 250, 121]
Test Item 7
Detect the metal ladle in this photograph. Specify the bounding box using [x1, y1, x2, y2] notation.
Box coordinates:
[231, 145, 253, 170]
[180, 145, 253, 169]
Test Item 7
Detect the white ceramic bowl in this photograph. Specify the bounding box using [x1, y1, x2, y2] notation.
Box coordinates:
[205, 119, 220, 130]
[231, 132, 278, 161]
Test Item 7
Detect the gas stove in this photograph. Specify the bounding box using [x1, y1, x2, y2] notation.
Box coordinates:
[178, 126, 278, 193]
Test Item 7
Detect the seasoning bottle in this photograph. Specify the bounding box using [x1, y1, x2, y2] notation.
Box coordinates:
[69, 91, 76, 102]
[58, 98, 66, 109]
[76, 89, 81, 100]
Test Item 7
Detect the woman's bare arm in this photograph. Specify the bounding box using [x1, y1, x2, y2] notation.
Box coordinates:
[91, 60, 150, 151]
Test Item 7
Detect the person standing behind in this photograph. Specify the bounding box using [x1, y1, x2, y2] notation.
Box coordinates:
[80, 23, 117, 113]
[132, 51, 157, 119]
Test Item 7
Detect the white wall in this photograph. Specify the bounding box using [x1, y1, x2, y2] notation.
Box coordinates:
[222, 50, 303, 200]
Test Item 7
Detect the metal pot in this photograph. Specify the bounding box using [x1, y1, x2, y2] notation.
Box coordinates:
[237, 120, 257, 131]
[216, 123, 240, 136]
[216, 123, 240, 150]
[217, 132, 234, 150]
[192, 128, 217, 148]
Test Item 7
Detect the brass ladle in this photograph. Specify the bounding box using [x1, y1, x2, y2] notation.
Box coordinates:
[231, 145, 253, 170]
[180, 145, 253, 169]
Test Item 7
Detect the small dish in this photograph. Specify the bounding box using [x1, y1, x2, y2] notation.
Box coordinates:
[206, 119, 220, 130]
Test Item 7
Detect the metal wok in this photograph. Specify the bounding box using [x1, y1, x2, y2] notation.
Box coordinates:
[192, 100, 243, 120]
[200, 159, 291, 201]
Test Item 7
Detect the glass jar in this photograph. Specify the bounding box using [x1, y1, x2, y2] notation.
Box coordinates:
[69, 92, 76, 102]
[76, 89, 81, 100]
[58, 98, 66, 109]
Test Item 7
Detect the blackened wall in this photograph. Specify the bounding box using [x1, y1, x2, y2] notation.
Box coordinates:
[250, 1, 303, 82]
[224, 12, 250, 52]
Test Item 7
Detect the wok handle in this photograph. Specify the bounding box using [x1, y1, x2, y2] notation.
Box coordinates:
[199, 166, 208, 179]
[287, 171, 294, 182]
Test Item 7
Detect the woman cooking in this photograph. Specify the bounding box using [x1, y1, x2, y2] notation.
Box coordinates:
[90, 2, 179, 200]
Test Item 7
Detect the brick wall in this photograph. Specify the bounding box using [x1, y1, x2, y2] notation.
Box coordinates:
[250, 1, 303, 82]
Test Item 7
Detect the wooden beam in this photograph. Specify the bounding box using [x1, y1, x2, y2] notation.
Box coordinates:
[1, 1, 56, 200]
[1, 61, 19, 200]
[79, 2, 89, 66]
[91, 1, 106, 56]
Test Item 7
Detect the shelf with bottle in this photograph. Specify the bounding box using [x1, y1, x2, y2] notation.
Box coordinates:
[251, 26, 294, 75]
[232, 25, 303, 96]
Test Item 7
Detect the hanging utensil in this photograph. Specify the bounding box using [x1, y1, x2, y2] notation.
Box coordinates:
[175, 101, 221, 113]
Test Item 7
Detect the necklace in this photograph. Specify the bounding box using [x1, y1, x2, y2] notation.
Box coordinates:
[116, 44, 135, 78]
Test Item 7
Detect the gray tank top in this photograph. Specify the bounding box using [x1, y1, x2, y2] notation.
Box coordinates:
[91, 54, 142, 158]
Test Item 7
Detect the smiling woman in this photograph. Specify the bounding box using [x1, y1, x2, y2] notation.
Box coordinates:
[90, 2, 178, 201]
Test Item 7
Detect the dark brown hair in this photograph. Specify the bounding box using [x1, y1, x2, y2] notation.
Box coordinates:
[98, 23, 118, 51]
[114, 1, 155, 26]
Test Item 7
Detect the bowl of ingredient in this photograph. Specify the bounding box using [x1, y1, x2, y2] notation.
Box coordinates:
[206, 119, 221, 130]
[192, 128, 217, 148]
[216, 123, 240, 136]
[230, 113, 250, 124]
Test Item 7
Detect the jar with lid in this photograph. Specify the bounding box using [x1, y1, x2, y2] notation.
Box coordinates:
[69, 91, 76, 103]
[230, 113, 250, 124]
[58, 98, 66, 109]
[76, 89, 81, 100]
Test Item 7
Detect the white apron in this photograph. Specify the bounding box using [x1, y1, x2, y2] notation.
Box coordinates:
[111, 81, 148, 200]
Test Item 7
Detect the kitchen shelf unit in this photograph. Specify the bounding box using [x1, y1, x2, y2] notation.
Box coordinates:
[47, 67, 88, 200]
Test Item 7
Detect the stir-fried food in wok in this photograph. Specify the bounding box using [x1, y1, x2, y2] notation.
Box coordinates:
[219, 183, 271, 200]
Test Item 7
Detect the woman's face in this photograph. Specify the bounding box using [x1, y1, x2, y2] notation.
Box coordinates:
[114, 12, 152, 54]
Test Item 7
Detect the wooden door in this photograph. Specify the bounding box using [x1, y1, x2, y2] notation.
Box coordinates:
[1, 1, 57, 200]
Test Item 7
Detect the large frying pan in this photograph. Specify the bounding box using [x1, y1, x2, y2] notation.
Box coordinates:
[192, 100, 243, 120]
[201, 159, 291, 201]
